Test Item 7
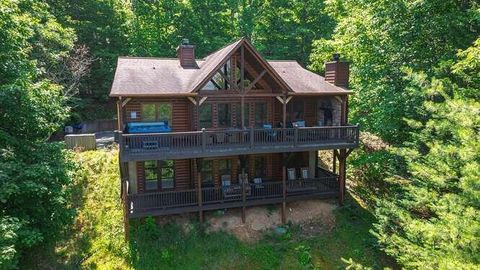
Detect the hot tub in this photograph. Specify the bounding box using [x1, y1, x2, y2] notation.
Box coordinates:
[125, 122, 172, 134]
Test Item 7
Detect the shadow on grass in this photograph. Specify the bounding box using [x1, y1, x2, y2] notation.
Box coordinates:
[127, 196, 399, 270]
[305, 194, 399, 269]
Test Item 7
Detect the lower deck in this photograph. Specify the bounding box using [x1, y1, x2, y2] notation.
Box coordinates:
[124, 167, 338, 218]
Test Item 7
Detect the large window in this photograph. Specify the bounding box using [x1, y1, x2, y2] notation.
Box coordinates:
[253, 156, 267, 178]
[199, 104, 212, 128]
[236, 103, 250, 128]
[159, 160, 174, 189]
[255, 102, 267, 127]
[201, 160, 214, 186]
[141, 103, 172, 123]
[144, 160, 159, 191]
[288, 101, 304, 123]
[217, 103, 231, 128]
[219, 159, 232, 179]
[143, 160, 175, 191]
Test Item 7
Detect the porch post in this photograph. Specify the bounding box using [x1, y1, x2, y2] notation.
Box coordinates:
[282, 96, 287, 128]
[333, 150, 337, 174]
[240, 155, 247, 223]
[122, 178, 129, 241]
[308, 151, 316, 178]
[281, 153, 287, 224]
[338, 150, 346, 205]
[196, 158, 203, 222]
[241, 95, 245, 128]
[117, 97, 124, 131]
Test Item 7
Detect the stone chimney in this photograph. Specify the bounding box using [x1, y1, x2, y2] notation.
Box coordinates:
[325, 53, 349, 88]
[177, 38, 197, 68]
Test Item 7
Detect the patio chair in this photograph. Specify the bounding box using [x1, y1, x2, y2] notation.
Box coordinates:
[253, 177, 264, 188]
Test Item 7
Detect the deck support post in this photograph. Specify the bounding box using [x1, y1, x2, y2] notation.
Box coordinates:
[338, 149, 346, 205]
[281, 153, 287, 224]
[196, 158, 203, 223]
[333, 150, 337, 174]
[122, 179, 129, 241]
[239, 156, 247, 223]
[241, 171, 246, 223]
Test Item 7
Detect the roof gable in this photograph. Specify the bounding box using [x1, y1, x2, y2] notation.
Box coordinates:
[191, 38, 292, 93]
[110, 38, 351, 97]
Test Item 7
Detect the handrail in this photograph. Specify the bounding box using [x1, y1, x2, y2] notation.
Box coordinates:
[127, 177, 339, 215]
[120, 125, 359, 157]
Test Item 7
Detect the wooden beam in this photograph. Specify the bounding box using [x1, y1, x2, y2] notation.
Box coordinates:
[116, 97, 124, 131]
[276, 96, 285, 104]
[285, 96, 293, 104]
[121, 97, 131, 108]
[281, 154, 287, 224]
[199, 96, 208, 105]
[241, 96, 245, 128]
[217, 69, 234, 90]
[333, 150, 337, 174]
[196, 159, 203, 223]
[338, 149, 346, 205]
[240, 45, 245, 93]
[245, 70, 267, 91]
[187, 97, 196, 105]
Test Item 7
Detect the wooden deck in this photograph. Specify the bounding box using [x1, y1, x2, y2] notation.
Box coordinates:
[125, 174, 339, 218]
[119, 125, 359, 161]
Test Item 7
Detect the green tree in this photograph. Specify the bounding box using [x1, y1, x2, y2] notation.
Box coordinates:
[253, 0, 334, 64]
[0, 0, 75, 268]
[373, 39, 480, 268]
[309, 0, 479, 143]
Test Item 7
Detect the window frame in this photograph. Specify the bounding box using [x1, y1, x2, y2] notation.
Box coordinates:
[201, 160, 214, 186]
[143, 160, 175, 192]
[253, 156, 267, 179]
[217, 103, 232, 128]
[254, 102, 268, 127]
[199, 103, 213, 129]
[141, 102, 172, 123]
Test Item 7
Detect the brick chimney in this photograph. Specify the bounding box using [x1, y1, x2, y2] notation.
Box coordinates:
[325, 53, 349, 88]
[177, 38, 197, 68]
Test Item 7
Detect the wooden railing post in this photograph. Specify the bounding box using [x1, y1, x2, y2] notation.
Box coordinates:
[250, 127, 254, 148]
[294, 127, 298, 146]
[201, 128, 206, 152]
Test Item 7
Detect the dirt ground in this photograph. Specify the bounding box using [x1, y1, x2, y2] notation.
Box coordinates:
[204, 199, 337, 242]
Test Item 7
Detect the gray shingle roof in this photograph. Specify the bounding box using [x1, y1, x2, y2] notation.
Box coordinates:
[110, 38, 350, 97]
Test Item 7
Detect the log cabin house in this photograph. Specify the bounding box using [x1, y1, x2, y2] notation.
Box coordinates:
[110, 38, 359, 233]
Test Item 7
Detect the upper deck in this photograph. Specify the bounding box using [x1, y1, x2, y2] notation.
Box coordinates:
[118, 125, 359, 161]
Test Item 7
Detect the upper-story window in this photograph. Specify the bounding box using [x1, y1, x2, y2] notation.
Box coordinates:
[235, 103, 250, 128]
[254, 102, 267, 127]
[287, 101, 305, 124]
[218, 103, 231, 128]
[199, 104, 212, 128]
[141, 103, 172, 123]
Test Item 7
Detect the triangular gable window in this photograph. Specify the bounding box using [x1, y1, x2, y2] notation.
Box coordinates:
[201, 58, 261, 91]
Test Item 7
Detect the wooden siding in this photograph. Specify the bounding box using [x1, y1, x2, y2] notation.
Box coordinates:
[124, 98, 190, 131]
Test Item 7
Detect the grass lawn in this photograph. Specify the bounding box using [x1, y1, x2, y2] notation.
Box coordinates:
[22, 148, 396, 269]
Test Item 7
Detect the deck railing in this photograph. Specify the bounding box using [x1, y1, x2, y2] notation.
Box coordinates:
[120, 125, 359, 160]
[126, 176, 339, 217]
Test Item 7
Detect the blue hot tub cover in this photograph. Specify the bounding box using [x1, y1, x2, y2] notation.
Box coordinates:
[126, 121, 172, 133]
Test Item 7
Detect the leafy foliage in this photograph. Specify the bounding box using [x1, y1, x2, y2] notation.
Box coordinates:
[373, 40, 480, 269]
[0, 0, 75, 268]
[309, 0, 479, 142]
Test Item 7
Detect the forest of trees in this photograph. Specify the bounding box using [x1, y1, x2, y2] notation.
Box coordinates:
[0, 0, 478, 269]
